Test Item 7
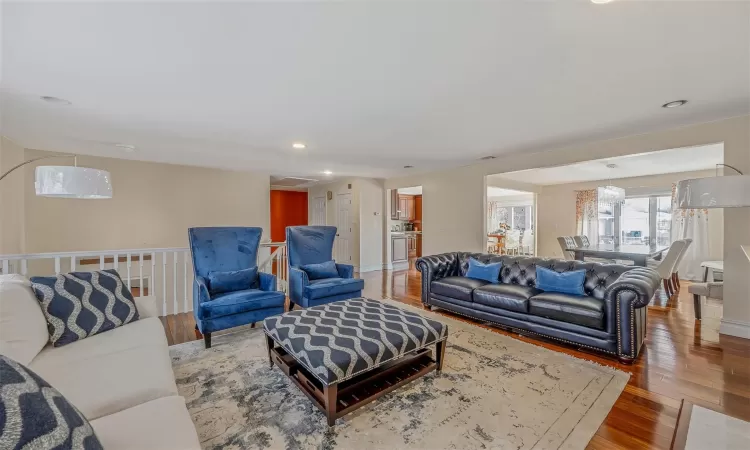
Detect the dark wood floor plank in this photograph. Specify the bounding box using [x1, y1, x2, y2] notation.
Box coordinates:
[158, 268, 750, 449]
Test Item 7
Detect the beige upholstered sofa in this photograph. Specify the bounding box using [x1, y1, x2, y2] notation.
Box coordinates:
[0, 274, 201, 449]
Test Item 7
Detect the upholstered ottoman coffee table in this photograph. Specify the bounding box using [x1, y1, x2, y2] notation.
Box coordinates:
[263, 297, 448, 426]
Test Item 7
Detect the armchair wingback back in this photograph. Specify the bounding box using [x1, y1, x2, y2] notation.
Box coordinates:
[188, 227, 262, 277]
[286, 226, 337, 268]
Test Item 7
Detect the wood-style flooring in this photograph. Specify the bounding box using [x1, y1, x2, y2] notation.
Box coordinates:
[160, 268, 750, 449]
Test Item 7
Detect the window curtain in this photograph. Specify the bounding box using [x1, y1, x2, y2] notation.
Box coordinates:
[671, 183, 710, 281]
[575, 189, 598, 244]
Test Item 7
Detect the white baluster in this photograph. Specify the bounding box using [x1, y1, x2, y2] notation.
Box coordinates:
[139, 252, 144, 298]
[126, 253, 132, 291]
[173, 251, 178, 314]
[151, 252, 156, 306]
[162, 251, 168, 316]
[21, 259, 28, 276]
[114, 253, 119, 272]
[54, 257, 61, 275]
[183, 251, 188, 312]
[70, 256, 76, 272]
[99, 255, 105, 270]
[1, 260, 8, 274]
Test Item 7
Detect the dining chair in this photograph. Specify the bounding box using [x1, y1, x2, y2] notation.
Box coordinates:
[651, 240, 688, 298]
[572, 235, 591, 247]
[557, 236, 577, 260]
[670, 238, 693, 293]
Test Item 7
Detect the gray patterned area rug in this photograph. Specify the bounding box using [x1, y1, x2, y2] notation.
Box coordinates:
[170, 300, 629, 450]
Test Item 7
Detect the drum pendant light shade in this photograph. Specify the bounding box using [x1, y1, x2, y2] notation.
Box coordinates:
[675, 175, 750, 209]
[35, 166, 113, 199]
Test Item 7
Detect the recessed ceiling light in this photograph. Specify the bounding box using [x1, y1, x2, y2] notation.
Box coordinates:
[662, 100, 688, 108]
[403, 165, 414, 169]
[591, 0, 614, 4]
[606, 163, 617, 169]
[480, 156, 496, 160]
[40, 96, 72, 105]
[322, 170, 333, 176]
[115, 144, 136, 152]
[292, 142, 306, 149]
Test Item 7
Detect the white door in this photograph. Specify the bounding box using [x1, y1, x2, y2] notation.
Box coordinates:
[311, 196, 326, 226]
[335, 193, 353, 263]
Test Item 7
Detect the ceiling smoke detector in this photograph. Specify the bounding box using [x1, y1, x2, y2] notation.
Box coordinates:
[403, 165, 414, 169]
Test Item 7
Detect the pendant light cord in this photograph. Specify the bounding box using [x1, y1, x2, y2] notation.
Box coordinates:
[715, 163, 744, 176]
[0, 154, 77, 182]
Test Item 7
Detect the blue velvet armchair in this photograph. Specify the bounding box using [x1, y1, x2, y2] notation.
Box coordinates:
[286, 226, 364, 309]
[188, 227, 285, 348]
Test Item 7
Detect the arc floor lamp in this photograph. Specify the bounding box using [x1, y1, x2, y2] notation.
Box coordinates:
[0, 154, 112, 199]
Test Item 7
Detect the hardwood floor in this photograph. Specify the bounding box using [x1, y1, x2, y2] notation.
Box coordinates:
[161, 269, 749, 449]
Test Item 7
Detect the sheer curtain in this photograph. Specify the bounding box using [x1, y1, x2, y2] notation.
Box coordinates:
[671, 184, 710, 280]
[575, 189, 598, 244]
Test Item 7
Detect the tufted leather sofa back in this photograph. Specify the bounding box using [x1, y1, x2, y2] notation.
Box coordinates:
[454, 252, 632, 300]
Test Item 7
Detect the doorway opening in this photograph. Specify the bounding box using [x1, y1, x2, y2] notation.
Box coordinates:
[486, 186, 536, 256]
[387, 186, 423, 271]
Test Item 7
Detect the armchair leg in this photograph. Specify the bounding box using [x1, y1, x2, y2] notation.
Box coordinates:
[204, 333, 212, 349]
[663, 279, 672, 298]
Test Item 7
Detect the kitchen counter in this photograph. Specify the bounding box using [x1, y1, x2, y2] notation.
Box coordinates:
[391, 231, 422, 235]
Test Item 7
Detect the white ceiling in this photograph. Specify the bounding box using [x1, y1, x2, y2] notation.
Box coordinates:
[1, 1, 748, 179]
[488, 143, 724, 186]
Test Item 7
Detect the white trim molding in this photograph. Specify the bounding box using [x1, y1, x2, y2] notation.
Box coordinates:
[720, 318, 750, 339]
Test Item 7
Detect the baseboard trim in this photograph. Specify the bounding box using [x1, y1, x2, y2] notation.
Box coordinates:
[358, 264, 384, 273]
[720, 318, 750, 339]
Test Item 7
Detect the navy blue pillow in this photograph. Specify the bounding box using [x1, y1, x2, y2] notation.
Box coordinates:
[0, 355, 103, 449]
[465, 258, 502, 284]
[301, 260, 339, 280]
[536, 267, 586, 296]
[30, 270, 139, 347]
[208, 267, 258, 295]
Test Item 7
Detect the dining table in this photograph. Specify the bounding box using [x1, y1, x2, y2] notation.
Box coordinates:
[564, 243, 668, 267]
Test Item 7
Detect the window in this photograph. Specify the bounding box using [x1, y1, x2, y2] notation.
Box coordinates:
[600, 195, 672, 249]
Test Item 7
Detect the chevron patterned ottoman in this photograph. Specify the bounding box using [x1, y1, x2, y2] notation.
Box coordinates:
[263, 297, 448, 426]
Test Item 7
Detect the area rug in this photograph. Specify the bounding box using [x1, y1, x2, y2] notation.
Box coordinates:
[170, 299, 629, 450]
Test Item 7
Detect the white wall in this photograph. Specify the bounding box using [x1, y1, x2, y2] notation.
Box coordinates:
[307, 177, 385, 271]
[534, 169, 724, 260]
[385, 115, 750, 338]
[0, 136, 26, 255]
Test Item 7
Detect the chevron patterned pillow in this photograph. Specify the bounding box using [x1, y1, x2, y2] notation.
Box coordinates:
[0, 355, 103, 449]
[30, 270, 140, 347]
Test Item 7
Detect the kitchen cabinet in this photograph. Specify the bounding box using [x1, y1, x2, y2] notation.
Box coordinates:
[392, 236, 408, 262]
[414, 195, 422, 223]
[416, 234, 422, 257]
[407, 235, 417, 258]
[390, 190, 399, 220]
[398, 195, 416, 221]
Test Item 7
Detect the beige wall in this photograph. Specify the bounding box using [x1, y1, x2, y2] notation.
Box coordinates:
[20, 149, 271, 253]
[385, 115, 750, 338]
[0, 136, 26, 255]
[534, 169, 724, 260]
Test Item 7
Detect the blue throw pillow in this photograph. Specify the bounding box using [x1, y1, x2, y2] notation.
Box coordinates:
[301, 260, 339, 280]
[30, 270, 140, 347]
[465, 258, 502, 284]
[536, 267, 586, 296]
[208, 267, 258, 295]
[0, 355, 104, 449]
